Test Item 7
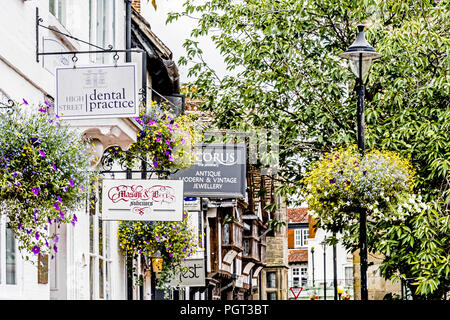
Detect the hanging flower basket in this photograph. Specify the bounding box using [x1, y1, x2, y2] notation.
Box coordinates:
[118, 211, 200, 289]
[108, 102, 199, 171]
[0, 100, 91, 257]
[302, 145, 415, 231]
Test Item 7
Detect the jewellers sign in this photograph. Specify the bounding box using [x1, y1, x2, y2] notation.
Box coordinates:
[55, 63, 139, 119]
[101, 179, 183, 221]
[171, 144, 246, 198]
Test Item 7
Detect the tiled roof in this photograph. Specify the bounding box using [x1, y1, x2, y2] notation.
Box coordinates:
[289, 249, 308, 263]
[288, 208, 308, 223]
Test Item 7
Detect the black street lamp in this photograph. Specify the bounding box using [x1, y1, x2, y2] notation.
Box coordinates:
[340, 24, 382, 301]
[311, 247, 315, 287]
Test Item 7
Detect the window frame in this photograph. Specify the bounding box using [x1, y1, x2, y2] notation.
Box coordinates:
[88, 179, 112, 300]
[49, 0, 67, 26]
[294, 228, 309, 248]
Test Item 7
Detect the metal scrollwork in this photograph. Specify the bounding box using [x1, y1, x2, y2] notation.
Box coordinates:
[0, 99, 14, 114]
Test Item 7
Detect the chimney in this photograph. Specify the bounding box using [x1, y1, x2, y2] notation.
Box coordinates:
[131, 0, 141, 14]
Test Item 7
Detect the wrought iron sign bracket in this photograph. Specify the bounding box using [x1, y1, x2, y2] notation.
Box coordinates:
[35, 7, 146, 63]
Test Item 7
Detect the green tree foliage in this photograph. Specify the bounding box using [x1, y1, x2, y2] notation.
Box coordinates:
[168, 0, 449, 298]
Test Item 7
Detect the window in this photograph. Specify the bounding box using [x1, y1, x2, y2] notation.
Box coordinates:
[49, 0, 66, 26]
[89, 0, 116, 63]
[5, 223, 16, 285]
[267, 292, 277, 300]
[89, 181, 111, 300]
[345, 266, 353, 287]
[222, 223, 230, 245]
[292, 267, 308, 287]
[294, 228, 309, 248]
[266, 272, 276, 289]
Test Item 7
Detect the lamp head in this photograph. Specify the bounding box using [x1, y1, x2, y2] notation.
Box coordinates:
[340, 24, 382, 78]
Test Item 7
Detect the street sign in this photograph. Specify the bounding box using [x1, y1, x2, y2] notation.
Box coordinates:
[290, 287, 303, 299]
[101, 179, 183, 221]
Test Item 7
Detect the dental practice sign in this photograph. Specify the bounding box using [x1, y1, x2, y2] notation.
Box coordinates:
[101, 179, 183, 221]
[55, 63, 139, 119]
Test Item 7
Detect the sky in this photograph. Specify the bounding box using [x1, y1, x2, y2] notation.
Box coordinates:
[140, 0, 227, 85]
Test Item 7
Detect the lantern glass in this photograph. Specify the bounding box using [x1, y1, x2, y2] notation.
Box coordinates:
[349, 58, 372, 78]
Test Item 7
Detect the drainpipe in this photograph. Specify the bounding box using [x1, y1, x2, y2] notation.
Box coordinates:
[125, 0, 131, 62]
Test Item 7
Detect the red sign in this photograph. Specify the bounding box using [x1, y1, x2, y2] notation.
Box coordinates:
[290, 287, 303, 299]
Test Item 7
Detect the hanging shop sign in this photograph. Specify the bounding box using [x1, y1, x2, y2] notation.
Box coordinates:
[55, 63, 139, 119]
[171, 144, 246, 198]
[170, 258, 206, 287]
[101, 179, 183, 221]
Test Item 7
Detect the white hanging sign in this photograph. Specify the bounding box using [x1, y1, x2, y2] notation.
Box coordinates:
[101, 179, 183, 221]
[55, 63, 139, 119]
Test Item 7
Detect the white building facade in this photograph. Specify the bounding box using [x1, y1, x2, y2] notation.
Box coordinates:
[286, 208, 354, 300]
[0, 0, 152, 300]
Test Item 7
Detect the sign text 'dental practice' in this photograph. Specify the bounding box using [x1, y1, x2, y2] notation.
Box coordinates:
[55, 63, 139, 119]
[101, 179, 183, 221]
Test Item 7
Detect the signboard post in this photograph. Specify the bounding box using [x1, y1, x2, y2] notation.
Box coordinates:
[171, 144, 246, 198]
[101, 179, 183, 221]
[55, 63, 139, 119]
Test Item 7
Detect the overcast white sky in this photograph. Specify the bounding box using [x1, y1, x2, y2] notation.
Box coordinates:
[140, 0, 226, 85]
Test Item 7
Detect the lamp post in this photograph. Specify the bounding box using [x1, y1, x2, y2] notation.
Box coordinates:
[320, 238, 327, 300]
[340, 24, 382, 301]
[311, 247, 315, 287]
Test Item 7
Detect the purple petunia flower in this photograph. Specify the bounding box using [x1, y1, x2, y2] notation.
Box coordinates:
[153, 161, 158, 167]
[53, 244, 58, 253]
[14, 181, 21, 187]
[52, 163, 57, 171]
[23, 98, 29, 105]
[35, 232, 39, 240]
[329, 177, 336, 184]
[32, 187, 39, 195]
[39, 149, 46, 157]
[54, 235, 59, 243]
[156, 136, 161, 143]
[53, 203, 60, 211]
[12, 171, 20, 178]
[181, 138, 185, 144]
[32, 246, 40, 255]
[38, 107, 47, 113]
[18, 223, 22, 230]
[26, 229, 33, 234]
[59, 211, 65, 220]
[44, 100, 52, 108]
[57, 196, 62, 203]
[71, 214, 78, 226]
[69, 179, 74, 187]
[169, 155, 174, 162]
